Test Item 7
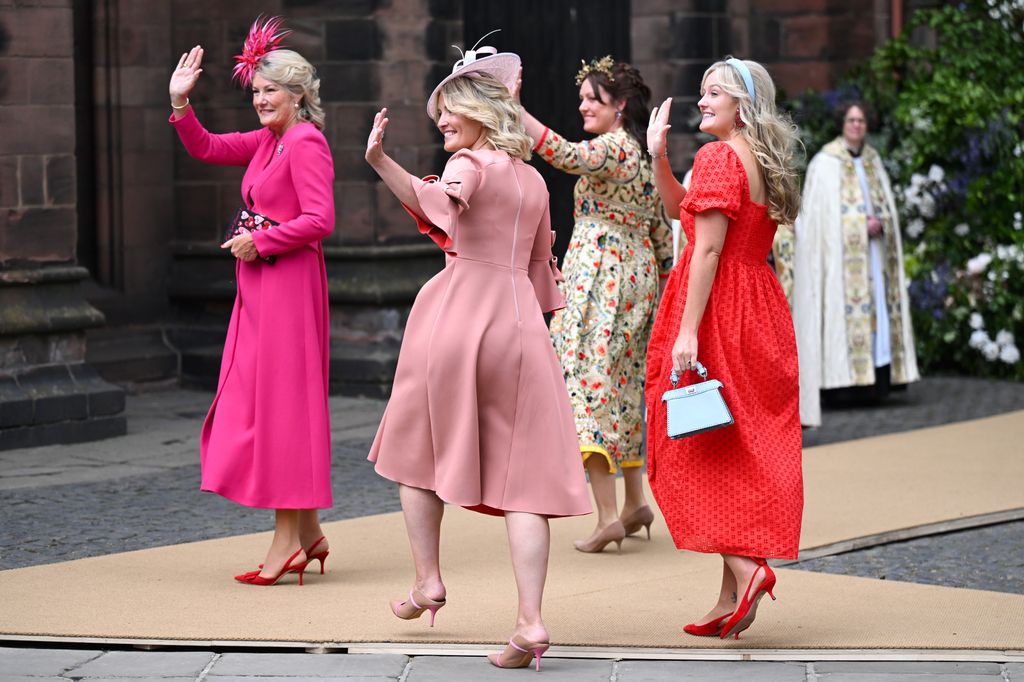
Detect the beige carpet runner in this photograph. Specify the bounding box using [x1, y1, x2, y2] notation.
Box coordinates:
[1, 411, 1022, 651]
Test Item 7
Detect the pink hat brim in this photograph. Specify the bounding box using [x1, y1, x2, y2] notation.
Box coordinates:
[426, 52, 521, 119]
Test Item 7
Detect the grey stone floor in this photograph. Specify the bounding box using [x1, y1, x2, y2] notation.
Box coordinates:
[1, 648, 1022, 680]
[2, 376, 1023, 679]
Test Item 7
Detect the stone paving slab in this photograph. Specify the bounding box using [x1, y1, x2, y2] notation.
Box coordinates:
[617, 660, 808, 680]
[65, 650, 215, 678]
[815, 671, 999, 675]
[1008, 662, 1024, 679]
[812, 661, 1005, 674]
[210, 678, 397, 682]
[208, 653, 408, 677]
[402, 655, 613, 681]
[0, 646, 102, 676]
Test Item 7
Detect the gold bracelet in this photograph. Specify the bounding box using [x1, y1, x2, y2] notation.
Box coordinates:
[171, 97, 190, 110]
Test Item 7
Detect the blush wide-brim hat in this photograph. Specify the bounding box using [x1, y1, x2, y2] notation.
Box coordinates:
[426, 49, 521, 120]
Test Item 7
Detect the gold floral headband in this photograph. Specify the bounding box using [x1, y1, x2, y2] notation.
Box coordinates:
[574, 55, 615, 86]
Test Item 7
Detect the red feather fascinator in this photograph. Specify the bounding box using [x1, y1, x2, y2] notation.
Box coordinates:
[232, 15, 291, 88]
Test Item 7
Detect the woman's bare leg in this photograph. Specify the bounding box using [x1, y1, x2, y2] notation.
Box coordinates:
[398, 484, 446, 600]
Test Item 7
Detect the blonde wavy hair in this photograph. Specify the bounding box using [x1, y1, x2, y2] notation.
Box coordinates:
[701, 58, 801, 224]
[257, 49, 326, 131]
[436, 73, 533, 161]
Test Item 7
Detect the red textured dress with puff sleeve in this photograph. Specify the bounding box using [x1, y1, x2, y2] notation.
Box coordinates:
[644, 142, 803, 559]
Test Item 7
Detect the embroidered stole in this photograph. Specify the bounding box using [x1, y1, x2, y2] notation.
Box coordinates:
[822, 138, 910, 385]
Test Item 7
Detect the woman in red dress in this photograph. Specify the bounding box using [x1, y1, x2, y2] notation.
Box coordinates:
[645, 57, 802, 640]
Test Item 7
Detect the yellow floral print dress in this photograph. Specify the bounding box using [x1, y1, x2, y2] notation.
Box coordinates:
[535, 127, 673, 472]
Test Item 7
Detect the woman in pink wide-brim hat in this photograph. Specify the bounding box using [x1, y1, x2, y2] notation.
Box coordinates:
[365, 33, 591, 671]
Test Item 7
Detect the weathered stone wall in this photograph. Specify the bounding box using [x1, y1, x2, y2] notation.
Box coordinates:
[0, 0, 125, 449]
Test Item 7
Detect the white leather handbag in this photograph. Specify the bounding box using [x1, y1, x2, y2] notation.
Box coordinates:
[662, 361, 734, 439]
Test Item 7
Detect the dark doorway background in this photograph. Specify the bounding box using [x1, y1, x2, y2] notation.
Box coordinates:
[465, 2, 631, 261]
[73, 1, 97, 277]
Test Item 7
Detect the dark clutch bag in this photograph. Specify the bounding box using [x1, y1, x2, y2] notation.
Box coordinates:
[225, 207, 277, 264]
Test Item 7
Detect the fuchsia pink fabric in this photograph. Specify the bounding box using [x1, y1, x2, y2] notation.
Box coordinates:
[368, 149, 591, 518]
[171, 109, 334, 509]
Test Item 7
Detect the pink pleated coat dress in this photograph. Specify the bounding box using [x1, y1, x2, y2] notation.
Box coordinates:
[171, 109, 335, 509]
[368, 148, 592, 518]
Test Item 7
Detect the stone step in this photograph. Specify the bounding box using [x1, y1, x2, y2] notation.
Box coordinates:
[173, 340, 400, 399]
[86, 328, 180, 385]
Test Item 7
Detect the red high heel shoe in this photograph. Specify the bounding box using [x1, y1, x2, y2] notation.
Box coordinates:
[390, 589, 446, 627]
[234, 548, 307, 586]
[303, 536, 330, 574]
[683, 612, 732, 637]
[720, 559, 777, 639]
[258, 536, 329, 575]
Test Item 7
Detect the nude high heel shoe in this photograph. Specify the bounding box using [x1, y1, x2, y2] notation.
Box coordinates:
[573, 520, 626, 553]
[390, 589, 446, 627]
[488, 635, 550, 671]
[620, 505, 655, 540]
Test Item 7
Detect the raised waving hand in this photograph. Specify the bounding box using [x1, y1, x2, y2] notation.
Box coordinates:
[170, 45, 204, 107]
[647, 97, 672, 157]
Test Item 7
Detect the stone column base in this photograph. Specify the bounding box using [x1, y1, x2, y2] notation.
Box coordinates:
[0, 266, 127, 450]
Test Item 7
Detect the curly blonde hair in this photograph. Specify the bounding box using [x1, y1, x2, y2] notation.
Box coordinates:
[436, 73, 532, 161]
[257, 49, 326, 131]
[701, 58, 801, 224]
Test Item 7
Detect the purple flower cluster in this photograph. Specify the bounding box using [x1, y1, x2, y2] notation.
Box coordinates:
[908, 261, 952, 320]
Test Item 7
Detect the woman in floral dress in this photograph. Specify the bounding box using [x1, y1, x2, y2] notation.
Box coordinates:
[516, 58, 673, 553]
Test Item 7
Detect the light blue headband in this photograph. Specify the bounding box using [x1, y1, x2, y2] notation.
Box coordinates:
[726, 58, 756, 105]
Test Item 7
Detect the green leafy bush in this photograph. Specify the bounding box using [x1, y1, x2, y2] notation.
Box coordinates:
[788, 0, 1024, 379]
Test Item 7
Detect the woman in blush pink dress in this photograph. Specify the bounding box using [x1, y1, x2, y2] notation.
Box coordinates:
[168, 19, 334, 587]
[365, 43, 590, 671]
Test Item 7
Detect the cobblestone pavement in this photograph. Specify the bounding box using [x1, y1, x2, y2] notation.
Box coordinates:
[2, 648, 1022, 681]
[1, 377, 1023, 678]
[790, 519, 1024, 594]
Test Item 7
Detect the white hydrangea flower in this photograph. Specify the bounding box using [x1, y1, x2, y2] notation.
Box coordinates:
[928, 164, 945, 183]
[969, 329, 989, 349]
[919, 194, 937, 219]
[1014, 211, 1022, 231]
[906, 219, 926, 238]
[967, 253, 993, 275]
[996, 330, 1015, 346]
[954, 223, 970, 237]
[969, 312, 985, 330]
[982, 340, 1000, 361]
[1000, 344, 1021, 364]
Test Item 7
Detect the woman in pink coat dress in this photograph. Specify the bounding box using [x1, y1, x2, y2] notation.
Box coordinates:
[168, 23, 334, 586]
[365, 44, 591, 671]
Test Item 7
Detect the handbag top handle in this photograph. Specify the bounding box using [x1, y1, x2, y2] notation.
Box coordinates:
[670, 361, 709, 388]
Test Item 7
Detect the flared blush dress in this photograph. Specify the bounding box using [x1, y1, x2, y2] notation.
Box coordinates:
[368, 148, 592, 518]
[171, 110, 335, 510]
[645, 142, 803, 559]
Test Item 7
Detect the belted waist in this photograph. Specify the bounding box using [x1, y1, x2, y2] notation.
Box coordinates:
[451, 254, 528, 272]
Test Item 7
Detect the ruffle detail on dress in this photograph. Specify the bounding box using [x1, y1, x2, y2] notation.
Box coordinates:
[404, 173, 469, 252]
[528, 254, 566, 313]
